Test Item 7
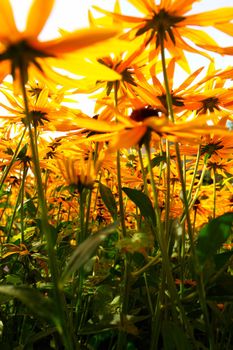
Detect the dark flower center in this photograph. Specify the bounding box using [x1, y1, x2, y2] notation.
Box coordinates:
[136, 9, 184, 47]
[0, 40, 53, 83]
[158, 93, 184, 111]
[198, 97, 220, 114]
[201, 140, 224, 156]
[23, 110, 49, 127]
[130, 106, 160, 122]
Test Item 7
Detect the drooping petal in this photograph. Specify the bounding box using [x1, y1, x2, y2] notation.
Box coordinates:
[25, 0, 55, 38]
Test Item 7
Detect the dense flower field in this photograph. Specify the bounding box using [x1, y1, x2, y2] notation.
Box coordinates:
[0, 0, 233, 349]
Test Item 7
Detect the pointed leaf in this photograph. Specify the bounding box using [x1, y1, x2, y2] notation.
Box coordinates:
[0, 285, 57, 322]
[99, 182, 118, 220]
[60, 222, 118, 286]
[196, 212, 233, 269]
[122, 187, 156, 224]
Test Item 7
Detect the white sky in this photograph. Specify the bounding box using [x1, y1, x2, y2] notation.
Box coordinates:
[8, 0, 233, 115]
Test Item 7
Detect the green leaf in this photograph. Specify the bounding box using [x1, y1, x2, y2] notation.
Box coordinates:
[60, 222, 118, 286]
[196, 212, 233, 269]
[162, 321, 190, 350]
[99, 183, 118, 220]
[122, 187, 156, 225]
[0, 285, 57, 323]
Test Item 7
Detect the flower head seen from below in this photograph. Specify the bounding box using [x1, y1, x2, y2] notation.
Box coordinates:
[0, 0, 121, 87]
[56, 154, 98, 194]
[93, 0, 233, 71]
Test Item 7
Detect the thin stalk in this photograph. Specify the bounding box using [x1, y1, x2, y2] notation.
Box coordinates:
[114, 83, 130, 350]
[213, 169, 216, 219]
[145, 140, 193, 336]
[138, 147, 149, 196]
[19, 67, 74, 350]
[160, 34, 215, 349]
[131, 253, 161, 278]
[7, 183, 22, 241]
[143, 273, 154, 316]
[160, 35, 194, 256]
[187, 145, 201, 202]
[75, 189, 86, 333]
[0, 127, 27, 191]
[198, 272, 215, 349]
[113, 84, 127, 237]
[159, 34, 199, 344]
[144, 140, 161, 229]
[181, 158, 208, 224]
[165, 139, 171, 240]
[20, 164, 28, 243]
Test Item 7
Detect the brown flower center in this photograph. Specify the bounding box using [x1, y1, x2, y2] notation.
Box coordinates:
[201, 140, 224, 156]
[130, 106, 160, 122]
[136, 9, 184, 47]
[198, 97, 220, 114]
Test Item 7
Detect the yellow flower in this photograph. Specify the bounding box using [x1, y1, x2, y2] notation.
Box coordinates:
[0, 0, 121, 85]
[93, 0, 233, 71]
[56, 154, 98, 193]
[0, 83, 88, 132]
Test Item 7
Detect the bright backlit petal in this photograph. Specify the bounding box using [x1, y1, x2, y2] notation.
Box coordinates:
[37, 27, 121, 54]
[25, 0, 55, 38]
[0, 0, 19, 40]
[184, 8, 233, 26]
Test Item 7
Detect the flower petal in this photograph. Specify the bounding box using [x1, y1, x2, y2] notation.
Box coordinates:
[37, 27, 120, 54]
[25, 0, 55, 38]
[0, 0, 19, 40]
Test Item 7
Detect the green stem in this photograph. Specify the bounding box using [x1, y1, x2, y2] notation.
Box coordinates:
[113, 83, 130, 350]
[187, 145, 201, 202]
[165, 139, 171, 240]
[144, 141, 161, 230]
[160, 35, 194, 256]
[19, 67, 74, 350]
[213, 168, 216, 219]
[0, 127, 27, 191]
[20, 164, 28, 243]
[181, 158, 208, 224]
[138, 147, 149, 196]
[75, 189, 86, 333]
[114, 83, 127, 237]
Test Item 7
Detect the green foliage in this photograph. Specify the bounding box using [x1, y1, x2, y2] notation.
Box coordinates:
[60, 222, 118, 286]
[196, 212, 233, 269]
[122, 187, 156, 225]
[99, 182, 118, 220]
[0, 285, 57, 323]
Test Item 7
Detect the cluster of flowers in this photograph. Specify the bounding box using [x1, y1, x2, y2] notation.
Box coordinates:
[0, 0, 233, 348]
[0, 0, 232, 238]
